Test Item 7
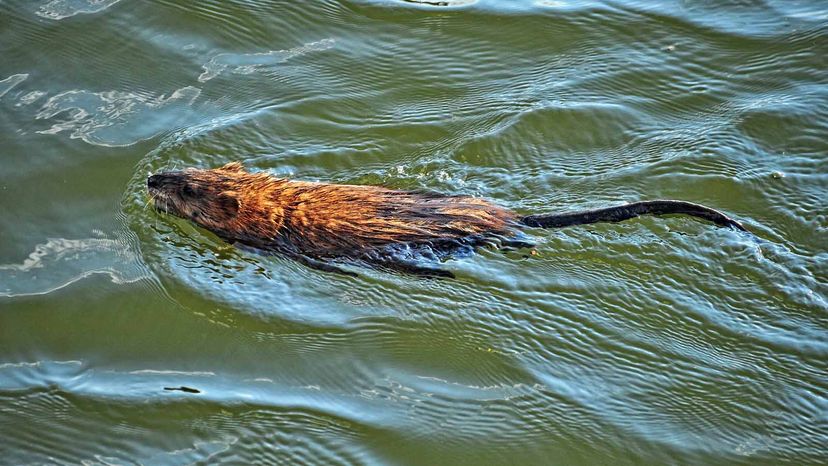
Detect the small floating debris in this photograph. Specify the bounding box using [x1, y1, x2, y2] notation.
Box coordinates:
[771, 171, 785, 179]
[164, 386, 201, 393]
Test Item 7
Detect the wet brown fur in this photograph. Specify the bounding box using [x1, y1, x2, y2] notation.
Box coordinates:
[148, 162, 517, 263]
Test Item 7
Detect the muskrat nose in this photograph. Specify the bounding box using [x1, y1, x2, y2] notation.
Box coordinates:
[147, 174, 162, 189]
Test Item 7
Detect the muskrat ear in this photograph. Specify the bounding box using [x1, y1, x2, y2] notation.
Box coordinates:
[217, 192, 240, 216]
[219, 162, 244, 172]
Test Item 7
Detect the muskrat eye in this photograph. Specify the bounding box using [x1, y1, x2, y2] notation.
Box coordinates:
[183, 185, 196, 197]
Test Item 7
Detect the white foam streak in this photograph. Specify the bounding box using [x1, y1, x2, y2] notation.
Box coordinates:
[0, 73, 28, 99]
[198, 38, 335, 82]
[36, 0, 122, 20]
[0, 237, 152, 298]
[34, 86, 201, 147]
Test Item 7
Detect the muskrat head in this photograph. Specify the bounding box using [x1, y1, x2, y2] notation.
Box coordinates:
[147, 162, 245, 231]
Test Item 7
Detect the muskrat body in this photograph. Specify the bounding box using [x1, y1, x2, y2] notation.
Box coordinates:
[147, 162, 747, 278]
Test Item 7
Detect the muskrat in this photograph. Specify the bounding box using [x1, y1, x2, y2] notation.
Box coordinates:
[147, 162, 747, 278]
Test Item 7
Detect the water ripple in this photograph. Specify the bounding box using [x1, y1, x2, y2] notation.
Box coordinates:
[0, 235, 153, 298]
[198, 38, 336, 83]
[34, 86, 202, 147]
[35, 0, 122, 20]
[2, 0, 826, 464]
[0, 73, 28, 99]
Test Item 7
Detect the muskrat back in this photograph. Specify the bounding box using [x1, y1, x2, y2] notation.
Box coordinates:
[148, 162, 517, 258]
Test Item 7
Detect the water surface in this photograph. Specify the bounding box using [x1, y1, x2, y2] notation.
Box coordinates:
[1, 0, 826, 464]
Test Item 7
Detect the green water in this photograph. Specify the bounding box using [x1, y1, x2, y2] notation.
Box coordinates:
[1, 0, 826, 464]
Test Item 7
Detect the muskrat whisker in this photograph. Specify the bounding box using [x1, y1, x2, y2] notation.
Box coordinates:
[143, 192, 156, 211]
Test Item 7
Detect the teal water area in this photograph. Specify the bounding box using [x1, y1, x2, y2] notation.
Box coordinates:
[1, 0, 826, 464]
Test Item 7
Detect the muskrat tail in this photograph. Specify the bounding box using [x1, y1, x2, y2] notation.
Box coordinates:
[520, 200, 748, 232]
